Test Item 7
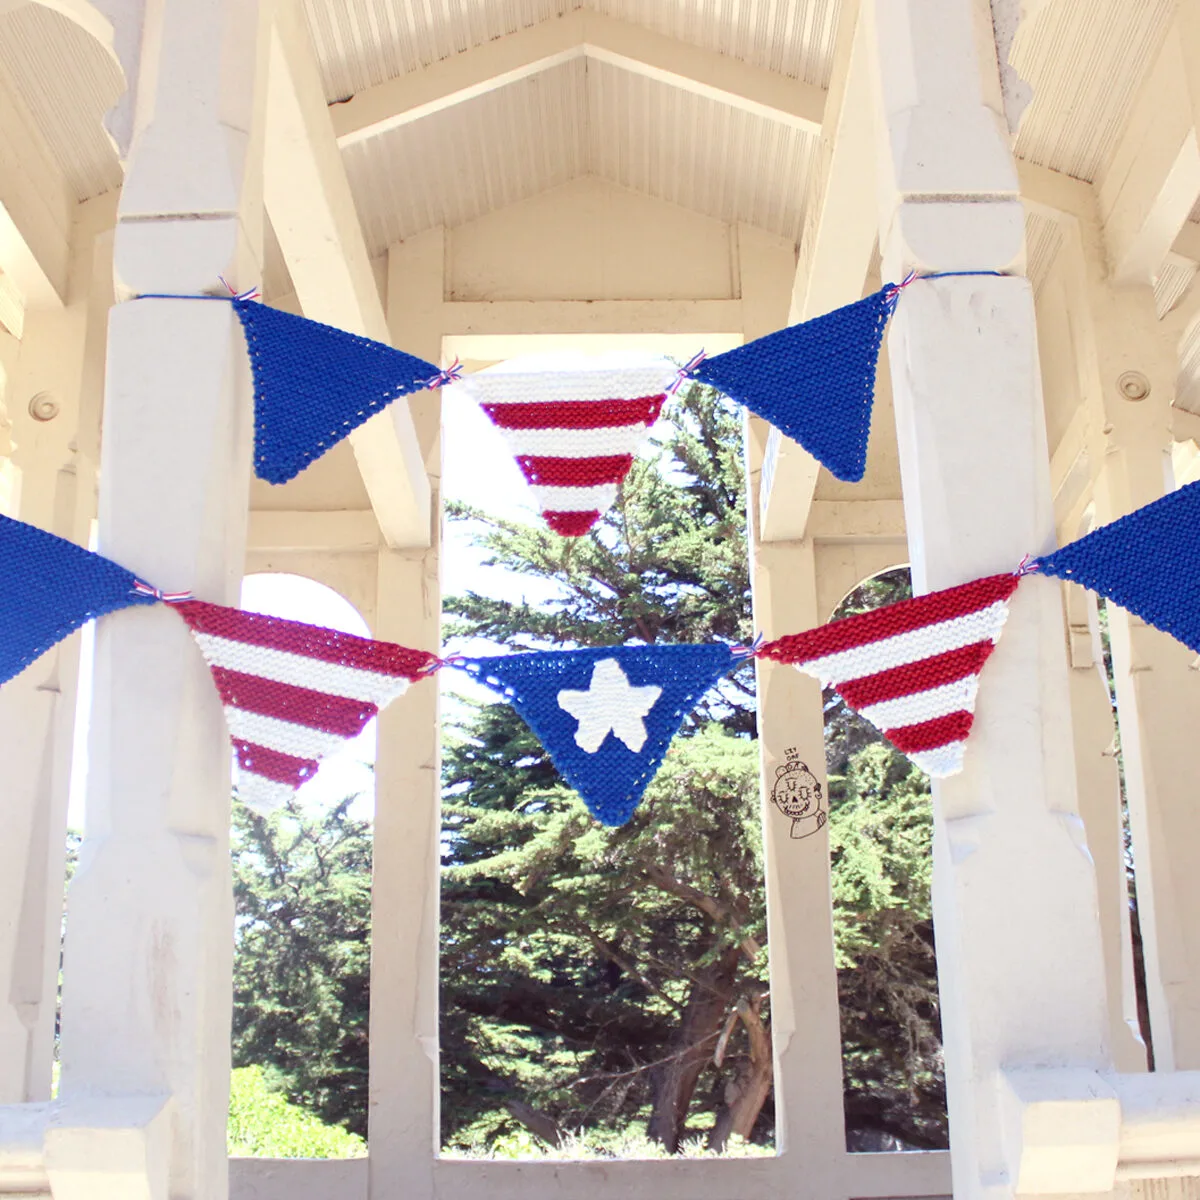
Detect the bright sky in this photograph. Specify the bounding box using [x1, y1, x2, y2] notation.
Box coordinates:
[67, 344, 725, 828]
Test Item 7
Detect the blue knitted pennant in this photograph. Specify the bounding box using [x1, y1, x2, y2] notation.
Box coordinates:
[1034, 481, 1200, 656]
[691, 287, 897, 482]
[459, 644, 740, 825]
[0, 514, 158, 684]
[232, 299, 441, 484]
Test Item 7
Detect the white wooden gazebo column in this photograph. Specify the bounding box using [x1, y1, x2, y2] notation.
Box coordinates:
[52, 2, 268, 1197]
[1080, 272, 1200, 1075]
[871, 3, 1113, 1197]
[369, 227, 444, 1194]
[741, 224, 849, 1184]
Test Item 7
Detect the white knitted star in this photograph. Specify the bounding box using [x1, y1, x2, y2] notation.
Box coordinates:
[557, 658, 663, 754]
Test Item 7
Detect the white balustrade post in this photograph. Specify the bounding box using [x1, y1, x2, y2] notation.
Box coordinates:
[53, 2, 267, 1198]
[871, 2, 1114, 1197]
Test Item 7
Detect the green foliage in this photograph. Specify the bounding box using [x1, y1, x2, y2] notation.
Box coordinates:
[441, 723, 768, 1151]
[231, 798, 372, 1138]
[824, 569, 946, 1149]
[227, 1066, 366, 1158]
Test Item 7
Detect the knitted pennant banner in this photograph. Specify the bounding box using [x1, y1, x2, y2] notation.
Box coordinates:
[458, 362, 679, 536]
[1033, 481, 1200, 656]
[232, 299, 443, 485]
[458, 644, 740, 824]
[171, 599, 436, 813]
[689, 287, 897, 483]
[0, 513, 158, 684]
[759, 573, 1021, 777]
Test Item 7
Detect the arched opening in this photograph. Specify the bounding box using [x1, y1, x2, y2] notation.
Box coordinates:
[436, 350, 770, 1159]
[823, 566, 949, 1152]
[228, 573, 375, 1160]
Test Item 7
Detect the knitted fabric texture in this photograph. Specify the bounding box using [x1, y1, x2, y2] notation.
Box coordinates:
[690, 287, 897, 482]
[759, 572, 1021, 777]
[458, 643, 739, 824]
[0, 513, 158, 685]
[459, 362, 679, 536]
[232, 299, 441, 485]
[173, 599, 435, 813]
[1033, 480, 1200, 656]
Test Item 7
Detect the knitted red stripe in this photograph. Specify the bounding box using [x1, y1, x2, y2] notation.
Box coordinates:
[482, 395, 665, 430]
[760, 574, 1020, 664]
[210, 667, 377, 737]
[837, 641, 997, 709]
[884, 710, 974, 753]
[174, 600, 434, 678]
[544, 511, 601, 536]
[232, 739, 318, 787]
[516, 454, 634, 487]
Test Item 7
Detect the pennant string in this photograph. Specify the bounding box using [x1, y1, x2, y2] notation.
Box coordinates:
[135, 287, 261, 303]
[1014, 553, 1040, 577]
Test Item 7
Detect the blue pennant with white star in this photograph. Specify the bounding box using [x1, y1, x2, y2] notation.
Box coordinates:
[458, 644, 741, 825]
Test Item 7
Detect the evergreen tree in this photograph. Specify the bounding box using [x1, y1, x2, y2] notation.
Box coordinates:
[231, 799, 372, 1137]
[442, 386, 765, 1152]
[824, 570, 946, 1149]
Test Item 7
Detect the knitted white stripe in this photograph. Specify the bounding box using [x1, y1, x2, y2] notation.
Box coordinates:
[236, 772, 295, 815]
[497, 424, 650, 457]
[225, 707, 349, 761]
[192, 633, 412, 707]
[463, 364, 675, 405]
[857, 676, 981, 731]
[905, 741, 968, 779]
[791, 600, 1011, 686]
[532, 483, 619, 512]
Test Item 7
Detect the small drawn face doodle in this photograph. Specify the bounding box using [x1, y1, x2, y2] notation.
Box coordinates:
[771, 760, 822, 818]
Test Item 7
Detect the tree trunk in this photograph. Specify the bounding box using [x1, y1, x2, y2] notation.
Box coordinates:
[707, 997, 772, 1151]
[505, 1098, 565, 1148]
[646, 943, 742, 1152]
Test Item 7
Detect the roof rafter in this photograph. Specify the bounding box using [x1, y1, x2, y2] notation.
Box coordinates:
[759, 0, 871, 543]
[1097, 16, 1200, 285]
[0, 66, 73, 307]
[267, 0, 431, 549]
[330, 9, 826, 149]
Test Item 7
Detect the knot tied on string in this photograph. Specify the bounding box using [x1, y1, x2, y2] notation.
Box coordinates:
[1014, 553, 1041, 578]
[667, 351, 707, 395]
[132, 580, 195, 603]
[731, 633, 765, 659]
[422, 358, 465, 390]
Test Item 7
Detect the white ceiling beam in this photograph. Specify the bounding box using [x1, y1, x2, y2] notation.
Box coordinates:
[266, 0, 431, 549]
[1018, 159, 1098, 224]
[0, 68, 72, 307]
[759, 0, 872, 543]
[247, 509, 381, 553]
[330, 9, 825, 149]
[1097, 18, 1200, 285]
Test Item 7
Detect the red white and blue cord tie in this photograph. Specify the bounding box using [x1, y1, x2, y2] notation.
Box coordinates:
[731, 633, 765, 659]
[421, 358, 465, 391]
[1014, 553, 1041, 577]
[667, 351, 707, 395]
[417, 652, 463, 676]
[132, 580, 195, 604]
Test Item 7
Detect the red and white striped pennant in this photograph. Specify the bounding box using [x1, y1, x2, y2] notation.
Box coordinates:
[461, 362, 681, 536]
[758, 573, 1022, 777]
[173, 601, 436, 813]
